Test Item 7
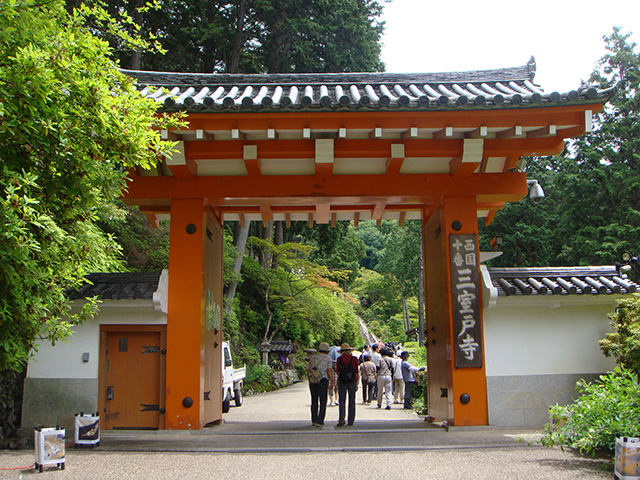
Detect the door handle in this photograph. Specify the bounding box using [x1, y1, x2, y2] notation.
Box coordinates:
[106, 386, 114, 400]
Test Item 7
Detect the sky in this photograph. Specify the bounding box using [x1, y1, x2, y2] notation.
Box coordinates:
[380, 0, 640, 93]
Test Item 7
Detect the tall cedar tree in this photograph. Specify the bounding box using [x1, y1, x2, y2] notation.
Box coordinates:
[103, 0, 385, 73]
[481, 29, 640, 267]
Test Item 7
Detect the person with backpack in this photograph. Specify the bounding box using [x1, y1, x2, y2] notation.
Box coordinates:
[305, 342, 334, 427]
[335, 343, 359, 426]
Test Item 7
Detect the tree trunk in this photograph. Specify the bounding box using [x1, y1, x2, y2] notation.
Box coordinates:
[224, 222, 251, 314]
[229, 0, 247, 73]
[275, 221, 283, 245]
[0, 367, 26, 448]
[272, 221, 283, 269]
[130, 0, 144, 70]
[265, 18, 284, 74]
[259, 221, 274, 269]
[402, 296, 410, 332]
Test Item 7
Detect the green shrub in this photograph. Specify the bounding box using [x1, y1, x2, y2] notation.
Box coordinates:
[295, 363, 307, 379]
[600, 294, 640, 374]
[244, 364, 276, 394]
[402, 342, 426, 367]
[540, 367, 640, 454]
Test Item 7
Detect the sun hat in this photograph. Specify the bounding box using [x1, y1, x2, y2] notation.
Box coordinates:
[318, 342, 330, 353]
[339, 343, 354, 353]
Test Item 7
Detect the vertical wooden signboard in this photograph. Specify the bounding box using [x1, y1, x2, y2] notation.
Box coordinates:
[449, 234, 483, 368]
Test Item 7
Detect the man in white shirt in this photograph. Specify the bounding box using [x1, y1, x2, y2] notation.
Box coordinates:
[392, 353, 405, 404]
[400, 351, 425, 410]
[306, 342, 334, 426]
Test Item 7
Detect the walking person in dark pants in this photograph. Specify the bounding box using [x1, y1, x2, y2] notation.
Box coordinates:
[359, 354, 376, 404]
[335, 343, 359, 426]
[400, 351, 425, 409]
[306, 342, 334, 426]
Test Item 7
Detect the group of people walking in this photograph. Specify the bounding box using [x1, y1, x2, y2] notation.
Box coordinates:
[305, 341, 425, 427]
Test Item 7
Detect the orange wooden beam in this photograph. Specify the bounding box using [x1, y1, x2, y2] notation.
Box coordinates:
[372, 202, 386, 220]
[145, 213, 160, 228]
[123, 172, 528, 204]
[167, 163, 196, 179]
[316, 204, 330, 224]
[183, 137, 566, 161]
[315, 162, 333, 179]
[449, 157, 481, 177]
[422, 202, 439, 223]
[166, 141, 197, 179]
[244, 159, 261, 176]
[259, 204, 273, 226]
[180, 105, 604, 132]
[386, 157, 404, 175]
[484, 209, 499, 226]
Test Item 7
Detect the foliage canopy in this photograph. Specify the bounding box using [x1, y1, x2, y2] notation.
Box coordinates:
[600, 294, 640, 375]
[104, 0, 386, 74]
[540, 367, 640, 454]
[0, 0, 179, 371]
[482, 28, 640, 268]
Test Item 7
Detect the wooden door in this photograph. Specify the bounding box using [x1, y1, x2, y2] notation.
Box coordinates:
[102, 330, 165, 429]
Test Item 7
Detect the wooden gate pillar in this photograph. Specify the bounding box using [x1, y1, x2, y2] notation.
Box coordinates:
[166, 199, 223, 429]
[423, 196, 488, 426]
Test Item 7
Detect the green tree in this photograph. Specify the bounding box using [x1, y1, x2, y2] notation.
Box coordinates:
[600, 294, 640, 374]
[482, 29, 640, 268]
[540, 367, 640, 454]
[0, 0, 180, 371]
[376, 220, 423, 337]
[480, 157, 563, 267]
[106, 0, 385, 73]
[98, 204, 170, 271]
[246, 237, 347, 345]
[554, 28, 640, 266]
[355, 220, 397, 270]
[305, 222, 366, 288]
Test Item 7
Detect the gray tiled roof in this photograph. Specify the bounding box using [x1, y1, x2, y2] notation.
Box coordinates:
[66, 273, 161, 300]
[259, 341, 297, 354]
[488, 266, 638, 296]
[123, 58, 610, 113]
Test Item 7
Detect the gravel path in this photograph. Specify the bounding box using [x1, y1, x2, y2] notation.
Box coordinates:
[0, 381, 614, 479]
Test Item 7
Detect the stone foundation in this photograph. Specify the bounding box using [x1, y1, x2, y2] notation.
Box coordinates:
[486, 373, 603, 427]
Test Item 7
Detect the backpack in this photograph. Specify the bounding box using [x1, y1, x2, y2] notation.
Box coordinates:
[338, 355, 356, 383]
[307, 356, 324, 384]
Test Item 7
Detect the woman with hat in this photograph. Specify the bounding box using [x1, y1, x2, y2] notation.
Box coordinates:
[306, 342, 334, 426]
[335, 343, 359, 426]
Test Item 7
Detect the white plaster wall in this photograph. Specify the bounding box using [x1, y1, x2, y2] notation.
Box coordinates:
[27, 300, 167, 380]
[484, 296, 618, 377]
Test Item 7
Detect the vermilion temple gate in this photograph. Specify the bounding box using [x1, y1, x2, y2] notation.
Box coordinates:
[120, 59, 610, 429]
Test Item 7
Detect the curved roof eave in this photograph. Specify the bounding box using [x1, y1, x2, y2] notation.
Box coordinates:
[121, 58, 613, 114]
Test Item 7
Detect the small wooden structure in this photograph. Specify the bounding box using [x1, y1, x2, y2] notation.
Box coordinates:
[259, 340, 297, 368]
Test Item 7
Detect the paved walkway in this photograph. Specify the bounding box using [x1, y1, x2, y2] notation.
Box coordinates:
[0, 381, 614, 479]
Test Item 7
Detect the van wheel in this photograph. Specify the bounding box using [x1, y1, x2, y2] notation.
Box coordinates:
[234, 387, 243, 407]
[222, 391, 231, 413]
